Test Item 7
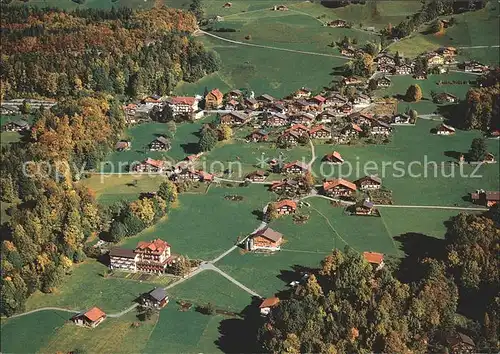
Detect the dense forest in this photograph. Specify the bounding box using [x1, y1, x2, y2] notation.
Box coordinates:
[0, 4, 220, 99]
[258, 209, 499, 353]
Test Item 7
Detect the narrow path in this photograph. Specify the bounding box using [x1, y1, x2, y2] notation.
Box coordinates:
[204, 264, 262, 298]
[374, 204, 488, 211]
[7, 307, 81, 319]
[457, 45, 500, 49]
[197, 30, 350, 59]
[107, 303, 139, 318]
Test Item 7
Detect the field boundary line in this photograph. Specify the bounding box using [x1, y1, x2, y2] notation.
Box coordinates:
[308, 205, 355, 252]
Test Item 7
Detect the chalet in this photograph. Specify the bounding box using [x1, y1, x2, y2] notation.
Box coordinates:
[2, 120, 30, 132]
[293, 99, 311, 111]
[109, 247, 137, 272]
[172, 167, 198, 182]
[413, 72, 428, 80]
[338, 103, 353, 115]
[323, 151, 344, 164]
[327, 93, 348, 106]
[142, 95, 162, 104]
[328, 19, 347, 28]
[257, 94, 275, 104]
[244, 97, 259, 110]
[149, 136, 171, 151]
[317, 110, 337, 123]
[247, 129, 269, 142]
[282, 161, 309, 174]
[376, 76, 392, 88]
[350, 112, 373, 127]
[354, 199, 377, 216]
[268, 102, 287, 114]
[291, 113, 315, 126]
[394, 63, 413, 75]
[309, 125, 331, 139]
[355, 175, 382, 190]
[220, 111, 249, 126]
[246, 170, 267, 182]
[378, 63, 395, 74]
[135, 239, 177, 274]
[259, 297, 280, 316]
[133, 158, 166, 173]
[123, 103, 137, 116]
[195, 170, 214, 182]
[293, 87, 312, 99]
[426, 52, 444, 66]
[266, 113, 288, 127]
[225, 99, 240, 110]
[446, 332, 476, 354]
[281, 130, 301, 145]
[342, 77, 363, 86]
[273, 4, 288, 11]
[322, 178, 357, 197]
[205, 88, 223, 109]
[274, 199, 297, 214]
[470, 190, 499, 207]
[228, 89, 243, 99]
[249, 228, 284, 252]
[371, 120, 392, 135]
[270, 179, 300, 193]
[353, 93, 371, 105]
[484, 152, 496, 163]
[166, 97, 199, 116]
[436, 123, 456, 135]
[437, 46, 457, 57]
[363, 252, 384, 270]
[288, 124, 309, 136]
[73, 307, 106, 328]
[342, 123, 363, 137]
[463, 61, 488, 73]
[434, 92, 458, 104]
[142, 288, 169, 309]
[310, 95, 327, 107]
[115, 140, 131, 151]
[376, 53, 396, 66]
[392, 113, 412, 125]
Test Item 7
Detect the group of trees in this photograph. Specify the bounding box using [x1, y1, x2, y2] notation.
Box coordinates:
[197, 119, 233, 152]
[405, 84, 423, 102]
[0, 5, 220, 99]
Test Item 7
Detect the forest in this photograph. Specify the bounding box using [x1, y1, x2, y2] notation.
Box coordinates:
[0, 4, 220, 99]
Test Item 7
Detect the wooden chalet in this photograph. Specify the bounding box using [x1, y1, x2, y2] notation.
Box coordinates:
[309, 125, 331, 139]
[470, 190, 499, 207]
[378, 63, 395, 74]
[166, 96, 199, 116]
[342, 77, 363, 86]
[268, 102, 287, 114]
[446, 332, 475, 354]
[246, 170, 267, 182]
[259, 297, 280, 316]
[249, 228, 284, 252]
[205, 88, 223, 109]
[291, 112, 315, 126]
[281, 130, 301, 145]
[244, 97, 259, 110]
[394, 63, 413, 75]
[133, 158, 166, 173]
[115, 140, 131, 152]
[434, 92, 458, 104]
[257, 94, 275, 104]
[371, 120, 392, 135]
[342, 123, 363, 137]
[341, 47, 357, 57]
[172, 167, 198, 182]
[355, 175, 382, 190]
[354, 199, 378, 216]
[142, 288, 169, 309]
[225, 99, 240, 110]
[293, 87, 312, 99]
[274, 199, 297, 214]
[363, 252, 385, 270]
[293, 99, 312, 111]
[353, 93, 371, 105]
[266, 113, 288, 127]
[484, 152, 496, 163]
[426, 52, 445, 66]
[322, 178, 357, 197]
[323, 151, 344, 164]
[349, 112, 373, 127]
[220, 111, 249, 126]
[436, 123, 456, 135]
[195, 170, 214, 182]
[376, 75, 391, 88]
[73, 307, 106, 328]
[247, 129, 269, 142]
[376, 53, 396, 66]
[269, 179, 300, 193]
[328, 19, 347, 27]
[149, 136, 171, 151]
[463, 61, 488, 73]
[282, 161, 309, 174]
[2, 120, 30, 132]
[109, 247, 137, 272]
[288, 124, 309, 136]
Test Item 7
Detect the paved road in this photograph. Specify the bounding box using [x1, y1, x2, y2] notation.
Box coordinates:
[197, 30, 350, 59]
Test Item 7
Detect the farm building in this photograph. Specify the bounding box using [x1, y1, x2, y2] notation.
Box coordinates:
[376, 75, 392, 88]
[270, 179, 300, 193]
[205, 88, 224, 109]
[166, 97, 199, 116]
[354, 199, 378, 216]
[2, 120, 30, 132]
[363, 252, 385, 271]
[287, 124, 309, 136]
[355, 175, 382, 190]
[244, 97, 259, 110]
[470, 190, 499, 207]
[291, 113, 315, 126]
[133, 158, 166, 173]
[142, 288, 169, 309]
[274, 199, 297, 214]
[435, 123, 456, 135]
[322, 178, 357, 197]
[327, 19, 347, 28]
[309, 125, 331, 139]
[220, 111, 249, 126]
[247, 129, 269, 142]
[246, 170, 267, 182]
[267, 113, 288, 127]
[73, 307, 106, 328]
[434, 92, 458, 104]
[248, 228, 284, 252]
[149, 136, 171, 151]
[282, 161, 309, 174]
[323, 151, 344, 164]
[259, 297, 280, 316]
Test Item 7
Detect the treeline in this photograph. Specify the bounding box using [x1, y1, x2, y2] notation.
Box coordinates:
[0, 95, 126, 316]
[0, 5, 220, 99]
[258, 209, 499, 352]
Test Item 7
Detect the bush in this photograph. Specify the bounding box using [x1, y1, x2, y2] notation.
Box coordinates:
[197, 302, 216, 315]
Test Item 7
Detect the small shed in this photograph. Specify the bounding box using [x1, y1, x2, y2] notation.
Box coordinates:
[73, 307, 106, 328]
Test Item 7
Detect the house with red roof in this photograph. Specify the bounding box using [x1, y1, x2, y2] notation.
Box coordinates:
[470, 190, 499, 207]
[225, 99, 240, 111]
[342, 123, 363, 137]
[259, 297, 280, 316]
[288, 124, 309, 136]
[363, 252, 384, 270]
[135, 239, 178, 274]
[205, 88, 223, 109]
[274, 199, 297, 214]
[310, 95, 326, 106]
[309, 125, 331, 139]
[166, 96, 199, 116]
[249, 228, 284, 252]
[282, 160, 309, 174]
[133, 158, 166, 173]
[322, 178, 357, 197]
[73, 307, 106, 328]
[323, 151, 344, 164]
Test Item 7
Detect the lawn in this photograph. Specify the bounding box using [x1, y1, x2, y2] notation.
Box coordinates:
[1, 310, 69, 354]
[25, 260, 162, 313]
[311, 119, 500, 206]
[119, 184, 271, 260]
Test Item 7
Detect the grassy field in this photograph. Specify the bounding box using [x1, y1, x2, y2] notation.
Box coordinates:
[25, 260, 161, 313]
[1, 310, 69, 354]
[311, 119, 500, 206]
[119, 184, 271, 260]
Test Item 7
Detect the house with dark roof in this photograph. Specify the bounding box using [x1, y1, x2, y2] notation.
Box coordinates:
[142, 288, 169, 309]
[376, 75, 392, 88]
[470, 190, 499, 207]
[391, 113, 412, 125]
[246, 129, 269, 142]
[266, 113, 288, 127]
[282, 161, 309, 174]
[257, 94, 275, 104]
[354, 199, 378, 216]
[287, 124, 309, 136]
[220, 111, 249, 126]
[73, 307, 106, 328]
[293, 87, 312, 99]
[269, 179, 301, 194]
[244, 97, 259, 110]
[446, 332, 476, 354]
[281, 130, 301, 145]
[109, 247, 138, 271]
[249, 228, 284, 251]
[115, 140, 131, 152]
[436, 123, 456, 135]
[149, 136, 171, 151]
[2, 120, 30, 132]
[434, 92, 458, 104]
[309, 125, 331, 139]
[355, 175, 382, 190]
[245, 170, 267, 182]
[291, 112, 315, 126]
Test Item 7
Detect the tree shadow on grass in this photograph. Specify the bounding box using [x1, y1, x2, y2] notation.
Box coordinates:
[251, 209, 264, 222]
[444, 150, 463, 160]
[180, 143, 200, 154]
[215, 296, 265, 353]
[394, 232, 446, 283]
